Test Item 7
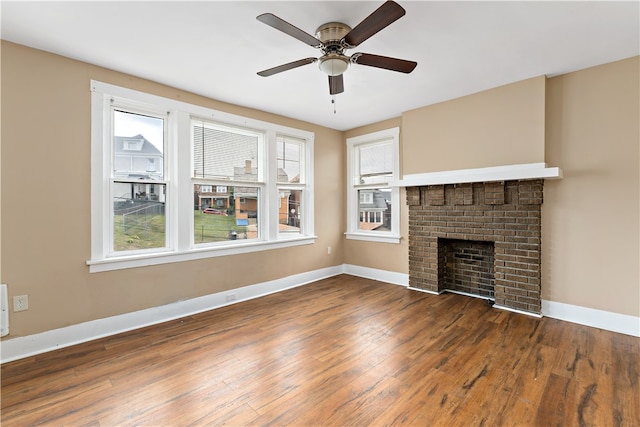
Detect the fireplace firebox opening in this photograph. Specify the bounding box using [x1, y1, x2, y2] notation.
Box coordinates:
[439, 238, 495, 300]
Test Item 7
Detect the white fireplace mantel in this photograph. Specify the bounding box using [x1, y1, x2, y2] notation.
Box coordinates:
[394, 162, 562, 187]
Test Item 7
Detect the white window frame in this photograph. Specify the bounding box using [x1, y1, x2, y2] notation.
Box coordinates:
[89, 81, 315, 273]
[275, 135, 306, 237]
[345, 127, 401, 244]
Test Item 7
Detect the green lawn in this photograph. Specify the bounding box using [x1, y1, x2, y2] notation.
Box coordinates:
[113, 211, 249, 251]
[114, 213, 166, 251]
[194, 211, 249, 243]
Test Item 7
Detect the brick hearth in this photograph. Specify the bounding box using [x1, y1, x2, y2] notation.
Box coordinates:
[407, 180, 543, 314]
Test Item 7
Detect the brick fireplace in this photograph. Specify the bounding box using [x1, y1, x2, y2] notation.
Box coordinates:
[407, 179, 543, 315]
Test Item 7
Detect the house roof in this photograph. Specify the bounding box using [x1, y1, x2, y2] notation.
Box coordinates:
[114, 134, 162, 156]
[360, 189, 388, 210]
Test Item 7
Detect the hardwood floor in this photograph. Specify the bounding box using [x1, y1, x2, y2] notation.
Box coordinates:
[2, 275, 638, 426]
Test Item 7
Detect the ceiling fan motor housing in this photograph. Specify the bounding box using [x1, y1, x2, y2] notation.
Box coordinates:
[316, 22, 352, 76]
[315, 22, 351, 45]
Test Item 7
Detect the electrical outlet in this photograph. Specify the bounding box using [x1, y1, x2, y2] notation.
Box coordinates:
[327, 246, 332, 255]
[13, 295, 28, 312]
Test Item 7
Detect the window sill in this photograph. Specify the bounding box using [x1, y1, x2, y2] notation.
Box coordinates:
[87, 236, 317, 273]
[344, 232, 401, 244]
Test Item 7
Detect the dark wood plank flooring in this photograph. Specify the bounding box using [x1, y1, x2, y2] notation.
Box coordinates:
[2, 275, 638, 426]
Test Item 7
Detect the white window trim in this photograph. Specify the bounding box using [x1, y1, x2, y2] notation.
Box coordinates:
[345, 127, 401, 244]
[89, 80, 315, 273]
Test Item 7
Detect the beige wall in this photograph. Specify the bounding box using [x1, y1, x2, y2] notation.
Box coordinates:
[343, 117, 409, 274]
[2, 40, 638, 342]
[394, 57, 638, 318]
[0, 42, 344, 337]
[402, 76, 546, 174]
[543, 57, 639, 316]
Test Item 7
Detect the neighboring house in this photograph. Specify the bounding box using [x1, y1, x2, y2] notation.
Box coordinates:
[279, 174, 301, 228]
[231, 160, 296, 224]
[232, 160, 259, 219]
[359, 189, 391, 231]
[114, 134, 163, 180]
[113, 134, 165, 205]
[194, 185, 230, 211]
[278, 189, 301, 228]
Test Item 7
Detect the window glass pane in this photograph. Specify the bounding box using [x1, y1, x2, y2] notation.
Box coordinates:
[113, 110, 164, 180]
[194, 185, 259, 243]
[278, 189, 302, 235]
[113, 182, 166, 251]
[193, 121, 259, 181]
[358, 188, 392, 231]
[357, 141, 393, 185]
[277, 136, 303, 183]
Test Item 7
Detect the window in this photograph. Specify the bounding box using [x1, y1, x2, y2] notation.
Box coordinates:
[112, 109, 167, 252]
[276, 135, 305, 235]
[123, 138, 144, 151]
[359, 191, 373, 204]
[192, 119, 262, 243]
[90, 81, 315, 272]
[346, 127, 400, 243]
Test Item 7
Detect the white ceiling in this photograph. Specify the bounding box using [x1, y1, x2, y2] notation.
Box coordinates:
[2, 1, 638, 131]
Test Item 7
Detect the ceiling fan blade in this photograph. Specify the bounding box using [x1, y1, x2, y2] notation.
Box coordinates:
[257, 13, 322, 48]
[329, 74, 344, 95]
[343, 1, 406, 48]
[351, 53, 417, 73]
[257, 58, 317, 77]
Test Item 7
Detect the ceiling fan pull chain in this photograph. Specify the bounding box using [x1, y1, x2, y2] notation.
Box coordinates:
[332, 96, 337, 114]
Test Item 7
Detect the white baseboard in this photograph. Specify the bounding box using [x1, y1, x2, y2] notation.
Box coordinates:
[343, 264, 409, 286]
[2, 265, 637, 363]
[542, 300, 640, 337]
[0, 265, 344, 364]
[493, 304, 542, 318]
[407, 286, 441, 295]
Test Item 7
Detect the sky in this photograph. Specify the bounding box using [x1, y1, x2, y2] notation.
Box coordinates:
[113, 110, 164, 152]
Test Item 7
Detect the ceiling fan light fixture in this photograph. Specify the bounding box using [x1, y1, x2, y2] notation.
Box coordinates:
[318, 55, 349, 76]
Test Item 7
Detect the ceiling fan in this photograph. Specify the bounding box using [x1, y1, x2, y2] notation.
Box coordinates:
[256, 0, 417, 95]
